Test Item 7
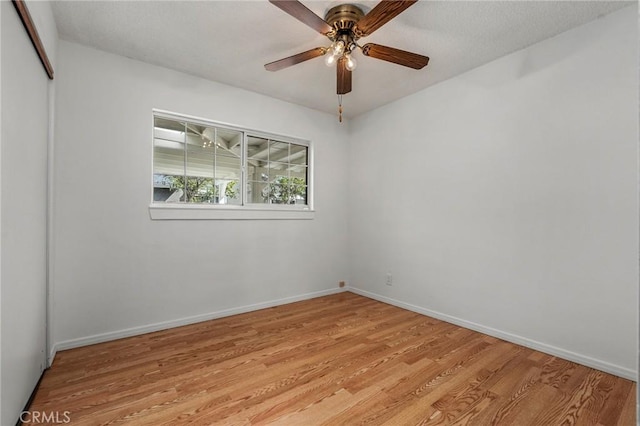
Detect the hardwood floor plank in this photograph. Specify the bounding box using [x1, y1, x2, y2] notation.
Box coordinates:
[237, 374, 345, 424]
[423, 389, 500, 425]
[496, 381, 560, 425]
[596, 377, 634, 425]
[617, 385, 637, 426]
[28, 293, 636, 425]
[267, 388, 354, 425]
[453, 394, 509, 426]
[550, 370, 604, 425]
[320, 386, 396, 426]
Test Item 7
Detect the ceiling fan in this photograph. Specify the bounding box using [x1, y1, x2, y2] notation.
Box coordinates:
[264, 0, 429, 120]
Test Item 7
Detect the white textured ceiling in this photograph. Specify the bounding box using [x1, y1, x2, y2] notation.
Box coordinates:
[51, 0, 631, 118]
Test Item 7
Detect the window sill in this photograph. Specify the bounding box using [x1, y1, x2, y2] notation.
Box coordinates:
[149, 203, 315, 220]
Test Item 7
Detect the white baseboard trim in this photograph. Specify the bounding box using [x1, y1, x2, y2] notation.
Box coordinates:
[48, 347, 57, 368]
[52, 287, 346, 357]
[348, 287, 638, 382]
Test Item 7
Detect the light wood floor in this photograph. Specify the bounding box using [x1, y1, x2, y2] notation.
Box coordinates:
[30, 293, 636, 425]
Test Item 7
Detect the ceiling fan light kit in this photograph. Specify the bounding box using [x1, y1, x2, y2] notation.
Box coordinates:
[265, 0, 430, 121]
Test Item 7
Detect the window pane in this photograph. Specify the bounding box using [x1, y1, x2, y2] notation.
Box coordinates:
[203, 127, 242, 159]
[185, 142, 215, 203]
[153, 118, 185, 202]
[289, 166, 308, 186]
[215, 153, 242, 204]
[247, 181, 269, 204]
[186, 143, 213, 179]
[248, 136, 269, 160]
[269, 161, 289, 175]
[268, 141, 289, 162]
[260, 175, 306, 205]
[293, 185, 308, 205]
[247, 164, 270, 186]
[176, 176, 215, 204]
[221, 180, 241, 205]
[154, 140, 185, 176]
[290, 145, 308, 165]
[181, 127, 245, 205]
[215, 154, 241, 180]
[154, 117, 186, 141]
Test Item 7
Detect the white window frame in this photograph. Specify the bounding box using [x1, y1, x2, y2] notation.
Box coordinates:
[149, 109, 314, 220]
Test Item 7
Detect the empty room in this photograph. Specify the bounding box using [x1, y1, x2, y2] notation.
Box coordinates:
[1, 0, 638, 424]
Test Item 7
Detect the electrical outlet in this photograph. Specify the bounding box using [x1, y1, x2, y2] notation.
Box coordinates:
[339, 281, 345, 288]
[386, 273, 393, 286]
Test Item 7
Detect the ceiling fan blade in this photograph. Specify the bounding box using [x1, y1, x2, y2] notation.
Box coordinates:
[269, 0, 333, 35]
[337, 56, 352, 95]
[361, 43, 429, 69]
[354, 0, 417, 37]
[265, 47, 326, 71]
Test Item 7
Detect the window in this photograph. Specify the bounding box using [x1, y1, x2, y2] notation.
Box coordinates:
[246, 136, 309, 205]
[150, 111, 313, 220]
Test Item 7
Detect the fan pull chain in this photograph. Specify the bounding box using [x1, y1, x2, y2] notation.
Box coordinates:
[338, 95, 343, 123]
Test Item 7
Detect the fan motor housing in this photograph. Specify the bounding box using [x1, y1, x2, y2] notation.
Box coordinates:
[324, 4, 365, 31]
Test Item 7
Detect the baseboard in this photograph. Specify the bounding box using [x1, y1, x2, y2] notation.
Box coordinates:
[16, 369, 47, 426]
[48, 346, 57, 368]
[347, 287, 638, 382]
[52, 287, 346, 355]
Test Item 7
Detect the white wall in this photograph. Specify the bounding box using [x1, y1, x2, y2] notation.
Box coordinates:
[1, 1, 55, 423]
[1, 2, 4, 417]
[0, 1, 4, 421]
[349, 6, 638, 379]
[52, 41, 349, 350]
